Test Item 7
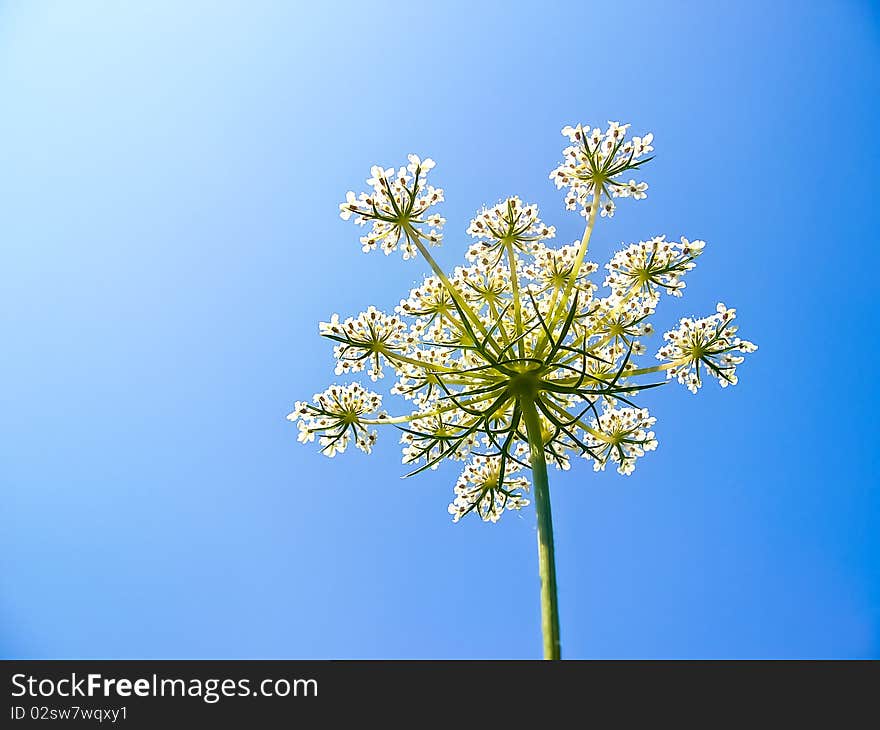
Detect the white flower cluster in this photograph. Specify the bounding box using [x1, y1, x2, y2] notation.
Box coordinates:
[583, 407, 658, 476]
[288, 383, 385, 457]
[400, 413, 477, 467]
[293, 122, 755, 523]
[466, 197, 556, 265]
[319, 307, 408, 381]
[339, 155, 445, 259]
[395, 275, 455, 324]
[448, 456, 530, 523]
[586, 300, 655, 360]
[604, 236, 705, 303]
[656, 303, 758, 393]
[525, 243, 598, 298]
[456, 264, 511, 309]
[390, 348, 455, 407]
[549, 122, 654, 219]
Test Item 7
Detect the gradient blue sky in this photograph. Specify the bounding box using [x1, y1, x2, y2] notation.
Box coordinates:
[1, 1, 878, 659]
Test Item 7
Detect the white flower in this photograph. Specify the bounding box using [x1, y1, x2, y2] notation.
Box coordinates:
[466, 197, 555, 265]
[657, 303, 757, 393]
[401, 413, 477, 468]
[604, 235, 705, 303]
[295, 119, 754, 525]
[447, 456, 530, 523]
[396, 276, 455, 322]
[407, 154, 435, 174]
[390, 347, 453, 406]
[583, 407, 658, 475]
[631, 133, 654, 157]
[621, 180, 648, 200]
[550, 121, 654, 218]
[338, 155, 445, 258]
[287, 383, 385, 457]
[523, 243, 597, 299]
[319, 307, 407, 381]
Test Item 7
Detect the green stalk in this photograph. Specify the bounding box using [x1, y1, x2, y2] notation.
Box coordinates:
[521, 395, 561, 660]
[504, 241, 525, 359]
[406, 229, 498, 351]
[552, 184, 601, 320]
[360, 389, 503, 425]
[535, 184, 602, 356]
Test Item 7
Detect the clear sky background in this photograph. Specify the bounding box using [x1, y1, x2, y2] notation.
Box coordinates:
[1, 1, 878, 659]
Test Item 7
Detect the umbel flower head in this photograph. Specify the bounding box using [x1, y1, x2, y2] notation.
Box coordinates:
[338, 154, 445, 260]
[289, 120, 757, 524]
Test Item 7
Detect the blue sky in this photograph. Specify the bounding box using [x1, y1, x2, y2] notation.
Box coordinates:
[1, 0, 878, 658]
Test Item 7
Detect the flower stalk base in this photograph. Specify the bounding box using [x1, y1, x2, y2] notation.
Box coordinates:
[522, 396, 561, 660]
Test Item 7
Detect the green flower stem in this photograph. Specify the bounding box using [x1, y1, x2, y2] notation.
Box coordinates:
[521, 395, 561, 660]
[545, 185, 601, 333]
[611, 360, 684, 378]
[441, 312, 471, 339]
[406, 230, 498, 351]
[554, 289, 642, 368]
[487, 300, 513, 349]
[504, 241, 526, 358]
[360, 390, 504, 425]
[552, 358, 687, 386]
[383, 350, 492, 378]
[533, 185, 602, 359]
[541, 397, 613, 442]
